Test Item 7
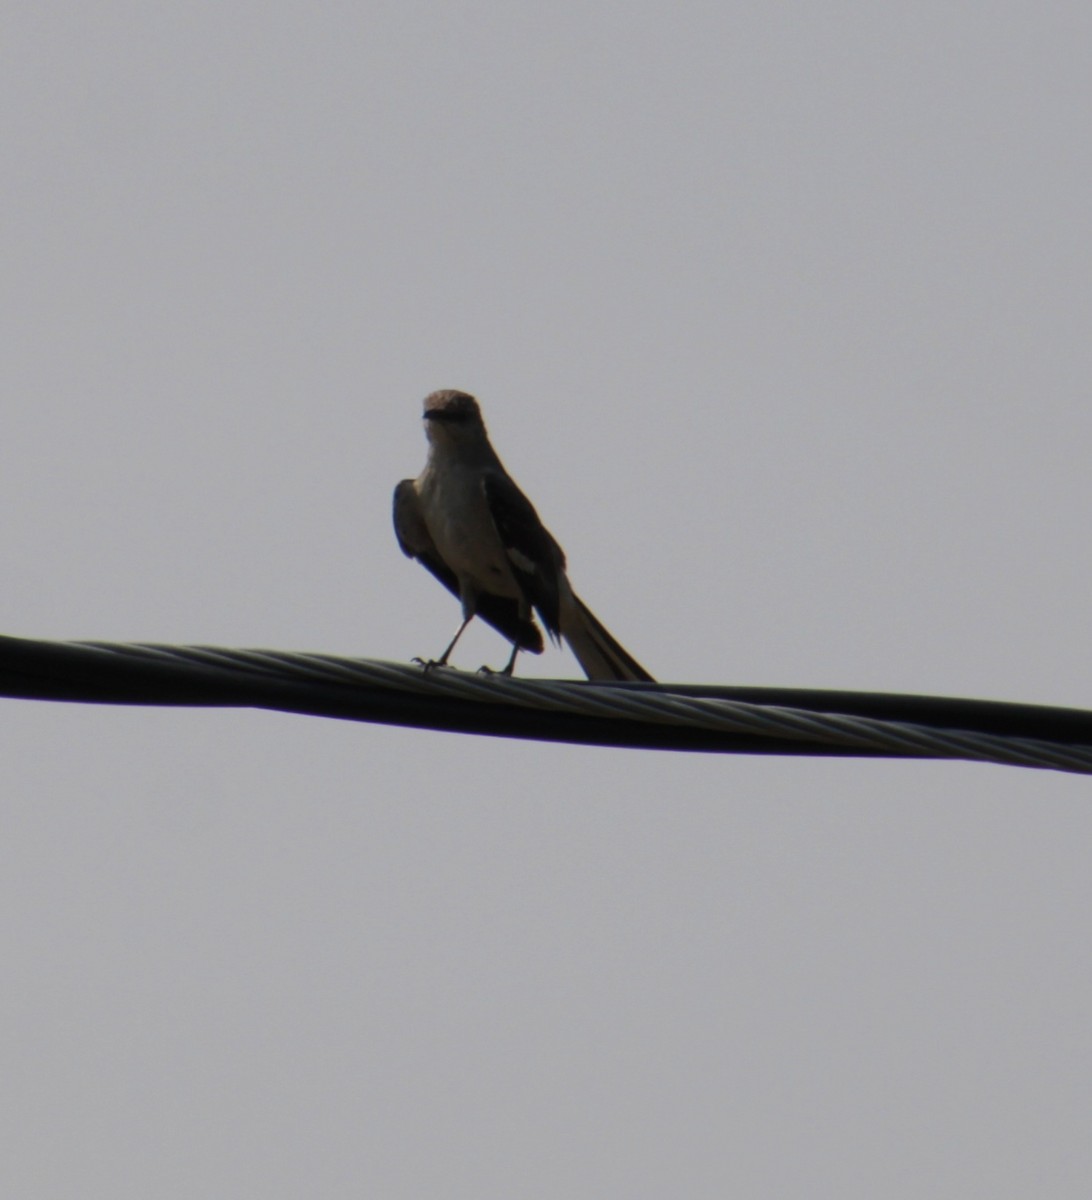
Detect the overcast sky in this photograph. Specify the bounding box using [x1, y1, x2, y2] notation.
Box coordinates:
[3, 3, 1091, 1196]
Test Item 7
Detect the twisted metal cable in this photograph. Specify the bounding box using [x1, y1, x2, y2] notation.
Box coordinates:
[0, 633, 1089, 772]
[1, 634, 1090, 774]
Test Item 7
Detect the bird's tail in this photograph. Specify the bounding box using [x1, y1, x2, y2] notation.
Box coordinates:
[562, 593, 656, 682]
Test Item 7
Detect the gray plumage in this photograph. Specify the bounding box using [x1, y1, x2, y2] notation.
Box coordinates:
[393, 390, 654, 682]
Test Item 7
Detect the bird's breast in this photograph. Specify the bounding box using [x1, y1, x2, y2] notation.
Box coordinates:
[417, 466, 520, 597]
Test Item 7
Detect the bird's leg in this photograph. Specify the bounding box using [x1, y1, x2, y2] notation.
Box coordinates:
[414, 616, 473, 671]
[478, 643, 520, 678]
[437, 615, 475, 665]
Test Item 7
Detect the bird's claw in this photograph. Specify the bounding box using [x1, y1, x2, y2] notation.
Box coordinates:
[412, 656, 449, 672]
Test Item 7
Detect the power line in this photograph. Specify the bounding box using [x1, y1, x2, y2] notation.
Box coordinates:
[1, 633, 1090, 774]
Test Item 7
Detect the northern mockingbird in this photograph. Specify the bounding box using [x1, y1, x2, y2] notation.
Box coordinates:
[393, 390, 655, 682]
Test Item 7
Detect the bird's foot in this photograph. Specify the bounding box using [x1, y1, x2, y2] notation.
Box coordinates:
[412, 656, 452, 672]
[476, 663, 513, 678]
[477, 646, 519, 678]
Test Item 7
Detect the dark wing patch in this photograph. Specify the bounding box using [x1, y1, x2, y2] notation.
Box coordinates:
[481, 472, 564, 642]
[393, 480, 433, 559]
[392, 480, 544, 653]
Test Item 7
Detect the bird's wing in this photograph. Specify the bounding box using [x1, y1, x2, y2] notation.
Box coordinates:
[393, 479, 438, 560]
[392, 479, 544, 653]
[481, 471, 565, 643]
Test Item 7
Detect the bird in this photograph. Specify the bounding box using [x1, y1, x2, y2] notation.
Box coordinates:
[393, 389, 655, 682]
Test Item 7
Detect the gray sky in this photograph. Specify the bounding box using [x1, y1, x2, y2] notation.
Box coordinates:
[3, 3, 1091, 1196]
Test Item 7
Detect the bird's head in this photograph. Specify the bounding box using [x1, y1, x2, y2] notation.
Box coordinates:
[422, 390, 486, 446]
